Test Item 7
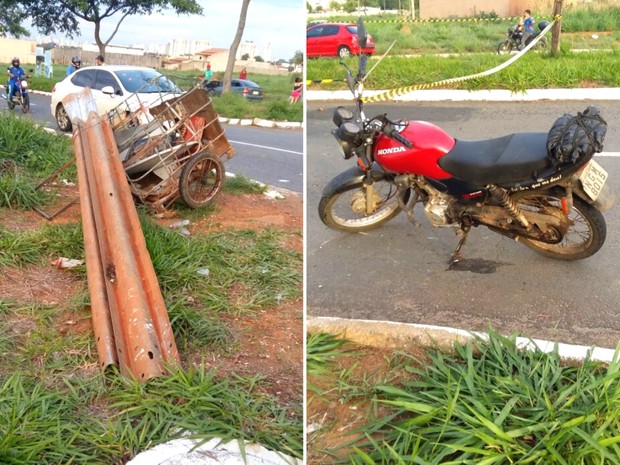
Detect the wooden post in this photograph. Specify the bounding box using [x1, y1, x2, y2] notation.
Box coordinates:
[551, 0, 563, 56]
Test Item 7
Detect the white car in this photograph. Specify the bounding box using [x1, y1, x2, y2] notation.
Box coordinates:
[51, 65, 182, 132]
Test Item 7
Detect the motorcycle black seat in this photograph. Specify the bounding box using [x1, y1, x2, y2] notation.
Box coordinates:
[438, 132, 550, 185]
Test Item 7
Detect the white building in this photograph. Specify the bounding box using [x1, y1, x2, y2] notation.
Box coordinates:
[167, 38, 213, 57]
[236, 41, 257, 60]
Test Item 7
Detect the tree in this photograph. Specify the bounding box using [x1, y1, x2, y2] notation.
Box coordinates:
[241, 53, 250, 60]
[222, 0, 250, 94]
[0, 5, 29, 37]
[291, 50, 303, 67]
[254, 55, 263, 62]
[24, 0, 202, 55]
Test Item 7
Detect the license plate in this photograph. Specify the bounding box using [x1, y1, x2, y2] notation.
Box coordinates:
[580, 159, 608, 201]
[252, 91, 259, 95]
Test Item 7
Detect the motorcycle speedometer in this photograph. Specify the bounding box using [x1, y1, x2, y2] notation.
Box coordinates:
[332, 122, 362, 159]
[333, 106, 354, 127]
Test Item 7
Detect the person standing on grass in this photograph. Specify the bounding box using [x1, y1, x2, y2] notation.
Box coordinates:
[239, 67, 247, 80]
[521, 9, 535, 48]
[289, 77, 302, 104]
[204, 63, 213, 82]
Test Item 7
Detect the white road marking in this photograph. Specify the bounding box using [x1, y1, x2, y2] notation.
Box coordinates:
[229, 139, 302, 155]
[599, 152, 620, 157]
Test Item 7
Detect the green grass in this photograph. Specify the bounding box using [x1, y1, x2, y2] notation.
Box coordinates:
[308, 331, 620, 464]
[0, 114, 74, 209]
[308, 49, 620, 92]
[0, 117, 303, 462]
[0, 365, 301, 464]
[224, 174, 269, 195]
[0, 219, 302, 462]
[307, 7, 620, 92]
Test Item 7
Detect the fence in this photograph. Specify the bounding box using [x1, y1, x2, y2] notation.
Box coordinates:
[52, 48, 162, 68]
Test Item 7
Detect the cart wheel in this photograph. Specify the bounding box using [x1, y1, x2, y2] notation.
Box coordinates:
[179, 152, 225, 208]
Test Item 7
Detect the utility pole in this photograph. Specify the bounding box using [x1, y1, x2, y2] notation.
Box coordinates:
[551, 0, 563, 56]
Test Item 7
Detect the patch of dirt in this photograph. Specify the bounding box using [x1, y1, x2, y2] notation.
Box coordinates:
[0, 189, 303, 408]
[307, 342, 427, 465]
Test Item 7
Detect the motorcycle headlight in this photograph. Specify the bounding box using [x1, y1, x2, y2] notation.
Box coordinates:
[21, 80, 28, 88]
[332, 121, 362, 159]
[332, 106, 354, 127]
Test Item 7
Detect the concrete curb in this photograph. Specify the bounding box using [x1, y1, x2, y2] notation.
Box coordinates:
[307, 87, 620, 102]
[307, 316, 617, 363]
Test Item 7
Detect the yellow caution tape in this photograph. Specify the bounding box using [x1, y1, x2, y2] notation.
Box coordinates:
[365, 16, 521, 24]
[362, 19, 556, 103]
[306, 78, 346, 86]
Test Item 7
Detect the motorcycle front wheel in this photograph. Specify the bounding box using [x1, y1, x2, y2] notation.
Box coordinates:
[513, 191, 606, 260]
[318, 179, 404, 232]
[497, 40, 513, 55]
[21, 94, 29, 113]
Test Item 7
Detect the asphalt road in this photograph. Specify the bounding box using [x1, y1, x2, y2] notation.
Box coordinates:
[5, 92, 303, 193]
[307, 100, 620, 349]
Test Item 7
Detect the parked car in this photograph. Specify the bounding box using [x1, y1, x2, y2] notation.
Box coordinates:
[203, 79, 264, 101]
[50, 65, 182, 132]
[307, 23, 375, 58]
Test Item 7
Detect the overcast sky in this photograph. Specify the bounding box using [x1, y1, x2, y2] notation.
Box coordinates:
[33, 0, 305, 61]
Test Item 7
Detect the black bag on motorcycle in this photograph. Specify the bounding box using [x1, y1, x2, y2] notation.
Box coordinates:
[546, 106, 607, 165]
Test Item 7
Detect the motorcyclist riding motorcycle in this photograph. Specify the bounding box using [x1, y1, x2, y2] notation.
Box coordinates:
[66, 56, 81, 76]
[7, 57, 26, 101]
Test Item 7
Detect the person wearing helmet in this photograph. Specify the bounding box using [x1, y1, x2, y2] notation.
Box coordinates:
[7, 57, 26, 102]
[66, 56, 81, 76]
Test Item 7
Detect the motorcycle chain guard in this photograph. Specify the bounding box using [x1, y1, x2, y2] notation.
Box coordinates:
[466, 204, 569, 244]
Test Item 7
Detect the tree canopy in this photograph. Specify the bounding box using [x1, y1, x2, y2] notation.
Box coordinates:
[0, 3, 29, 37]
[24, 0, 203, 54]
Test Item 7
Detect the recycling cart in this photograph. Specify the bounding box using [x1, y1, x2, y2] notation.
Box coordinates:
[108, 82, 235, 214]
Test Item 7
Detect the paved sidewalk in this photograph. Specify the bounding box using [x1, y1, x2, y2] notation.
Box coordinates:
[306, 87, 620, 102]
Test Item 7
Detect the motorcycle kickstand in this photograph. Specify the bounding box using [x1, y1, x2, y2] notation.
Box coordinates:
[449, 223, 472, 268]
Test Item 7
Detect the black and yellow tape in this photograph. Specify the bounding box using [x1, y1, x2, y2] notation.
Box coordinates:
[364, 16, 521, 24]
[306, 78, 347, 86]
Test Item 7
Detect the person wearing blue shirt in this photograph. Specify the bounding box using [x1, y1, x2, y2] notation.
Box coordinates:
[66, 56, 81, 76]
[522, 9, 535, 48]
[7, 57, 26, 101]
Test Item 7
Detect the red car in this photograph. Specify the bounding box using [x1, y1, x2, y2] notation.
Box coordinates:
[307, 23, 375, 58]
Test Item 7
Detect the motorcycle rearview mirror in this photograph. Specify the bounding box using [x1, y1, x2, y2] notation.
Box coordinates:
[357, 17, 367, 49]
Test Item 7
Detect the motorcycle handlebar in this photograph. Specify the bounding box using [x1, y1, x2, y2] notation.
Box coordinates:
[383, 122, 413, 148]
[392, 132, 413, 149]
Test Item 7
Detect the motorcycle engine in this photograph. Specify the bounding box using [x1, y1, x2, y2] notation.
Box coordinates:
[423, 192, 455, 226]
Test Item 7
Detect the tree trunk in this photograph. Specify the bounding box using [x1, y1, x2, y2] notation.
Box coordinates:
[223, 0, 250, 94]
[551, 0, 563, 57]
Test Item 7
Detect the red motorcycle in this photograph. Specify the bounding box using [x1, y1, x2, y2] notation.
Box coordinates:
[319, 19, 613, 264]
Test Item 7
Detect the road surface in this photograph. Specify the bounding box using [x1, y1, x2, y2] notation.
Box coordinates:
[307, 100, 620, 349]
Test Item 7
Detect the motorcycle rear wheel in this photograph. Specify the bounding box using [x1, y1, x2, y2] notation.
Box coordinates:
[319, 179, 404, 232]
[513, 191, 606, 260]
[497, 40, 513, 55]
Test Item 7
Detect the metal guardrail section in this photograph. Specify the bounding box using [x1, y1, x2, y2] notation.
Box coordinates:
[66, 89, 180, 380]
